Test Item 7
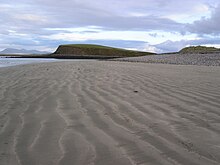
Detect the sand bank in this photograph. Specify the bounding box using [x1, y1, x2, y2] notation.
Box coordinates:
[0, 61, 220, 165]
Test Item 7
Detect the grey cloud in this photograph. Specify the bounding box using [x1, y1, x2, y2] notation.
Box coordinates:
[148, 33, 165, 38]
[0, 0, 185, 34]
[153, 38, 220, 53]
[149, 33, 158, 37]
[31, 0, 217, 16]
[188, 4, 220, 34]
[2, 0, 217, 36]
[1, 0, 220, 51]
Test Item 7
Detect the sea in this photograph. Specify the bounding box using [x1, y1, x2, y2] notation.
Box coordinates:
[0, 57, 61, 68]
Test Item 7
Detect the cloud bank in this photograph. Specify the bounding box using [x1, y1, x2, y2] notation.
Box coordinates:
[0, 0, 220, 53]
[188, 4, 220, 34]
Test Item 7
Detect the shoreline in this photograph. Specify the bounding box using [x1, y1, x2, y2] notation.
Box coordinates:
[0, 58, 97, 68]
[0, 61, 220, 165]
[0, 54, 122, 59]
[1, 52, 220, 66]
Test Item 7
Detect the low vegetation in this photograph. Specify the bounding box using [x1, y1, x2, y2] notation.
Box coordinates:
[53, 44, 155, 57]
[179, 46, 220, 54]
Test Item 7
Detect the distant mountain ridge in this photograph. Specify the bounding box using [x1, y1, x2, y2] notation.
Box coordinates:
[0, 48, 49, 54]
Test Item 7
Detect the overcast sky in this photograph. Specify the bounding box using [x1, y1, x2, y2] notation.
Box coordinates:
[1, 0, 220, 53]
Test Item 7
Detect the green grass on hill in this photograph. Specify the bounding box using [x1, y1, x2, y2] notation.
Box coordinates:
[62, 44, 116, 49]
[179, 46, 220, 54]
[54, 44, 155, 57]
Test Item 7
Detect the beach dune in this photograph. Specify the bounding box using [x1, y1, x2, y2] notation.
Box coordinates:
[0, 61, 220, 165]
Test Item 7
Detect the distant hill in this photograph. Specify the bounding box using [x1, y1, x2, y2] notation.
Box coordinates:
[53, 44, 155, 58]
[179, 46, 220, 54]
[0, 48, 49, 54]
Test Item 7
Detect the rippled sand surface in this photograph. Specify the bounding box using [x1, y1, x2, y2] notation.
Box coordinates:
[0, 61, 220, 165]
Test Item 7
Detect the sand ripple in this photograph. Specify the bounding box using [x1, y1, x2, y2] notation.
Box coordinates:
[0, 61, 220, 165]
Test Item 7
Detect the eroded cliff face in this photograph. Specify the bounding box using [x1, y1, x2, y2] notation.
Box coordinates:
[54, 46, 88, 55]
[54, 45, 113, 55]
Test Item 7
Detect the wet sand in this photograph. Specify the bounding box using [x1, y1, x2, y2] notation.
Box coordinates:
[0, 61, 220, 165]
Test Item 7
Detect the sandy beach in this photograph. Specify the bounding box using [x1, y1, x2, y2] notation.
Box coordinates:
[0, 61, 220, 165]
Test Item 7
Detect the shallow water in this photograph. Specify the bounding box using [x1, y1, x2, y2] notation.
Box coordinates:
[0, 57, 60, 68]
